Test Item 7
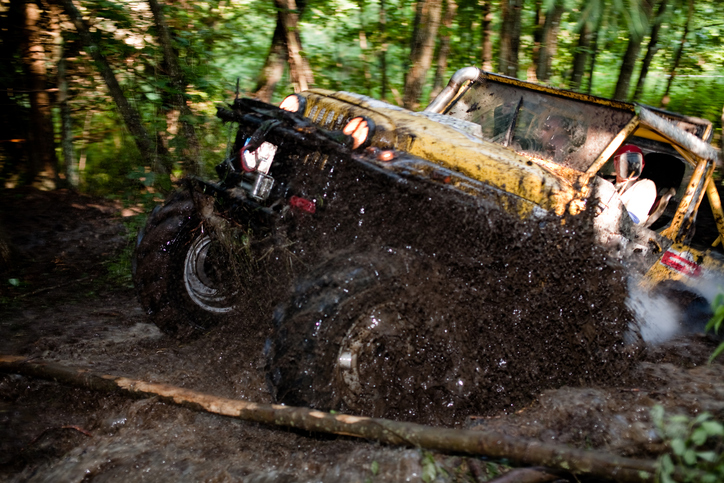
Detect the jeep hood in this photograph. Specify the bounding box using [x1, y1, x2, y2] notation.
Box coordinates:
[301, 89, 574, 216]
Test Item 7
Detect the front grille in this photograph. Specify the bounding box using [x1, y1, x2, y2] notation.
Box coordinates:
[306, 101, 348, 130]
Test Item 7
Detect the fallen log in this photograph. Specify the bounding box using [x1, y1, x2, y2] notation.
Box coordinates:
[486, 467, 564, 483]
[0, 355, 680, 482]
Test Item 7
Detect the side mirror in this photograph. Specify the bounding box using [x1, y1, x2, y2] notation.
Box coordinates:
[614, 151, 644, 181]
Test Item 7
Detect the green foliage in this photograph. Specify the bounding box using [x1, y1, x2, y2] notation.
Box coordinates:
[652, 404, 724, 483]
[4, 0, 724, 197]
[421, 452, 439, 482]
[706, 293, 724, 363]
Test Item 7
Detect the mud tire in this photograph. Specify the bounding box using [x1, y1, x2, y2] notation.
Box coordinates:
[267, 251, 468, 422]
[133, 188, 236, 336]
[654, 281, 714, 334]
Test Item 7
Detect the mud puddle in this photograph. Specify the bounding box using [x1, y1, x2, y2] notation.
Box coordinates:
[2, 187, 724, 482]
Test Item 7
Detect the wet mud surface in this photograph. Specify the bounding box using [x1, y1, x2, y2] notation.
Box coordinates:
[2, 187, 724, 482]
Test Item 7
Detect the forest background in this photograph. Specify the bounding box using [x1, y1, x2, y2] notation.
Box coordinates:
[1, 0, 723, 202]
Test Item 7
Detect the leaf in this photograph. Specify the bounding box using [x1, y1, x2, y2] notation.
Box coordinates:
[705, 309, 724, 332]
[696, 451, 719, 463]
[651, 404, 665, 424]
[708, 342, 724, 364]
[713, 292, 724, 310]
[141, 173, 156, 187]
[701, 421, 724, 437]
[659, 454, 674, 481]
[683, 448, 697, 466]
[691, 427, 709, 446]
[370, 460, 379, 476]
[421, 454, 437, 483]
[671, 438, 687, 456]
[693, 412, 713, 425]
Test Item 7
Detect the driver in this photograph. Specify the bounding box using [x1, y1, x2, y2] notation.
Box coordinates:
[614, 144, 657, 225]
[540, 115, 571, 160]
[539, 114, 586, 162]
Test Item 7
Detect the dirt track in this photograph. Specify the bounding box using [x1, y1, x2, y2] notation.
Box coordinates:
[2, 188, 724, 482]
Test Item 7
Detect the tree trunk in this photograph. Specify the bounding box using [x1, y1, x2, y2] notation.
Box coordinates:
[403, 0, 443, 110]
[480, 0, 493, 71]
[253, 0, 310, 101]
[77, 109, 94, 180]
[58, 55, 77, 187]
[613, 39, 642, 101]
[632, 0, 668, 101]
[0, 0, 26, 178]
[660, 0, 693, 108]
[528, 0, 543, 82]
[535, 0, 564, 83]
[252, 9, 287, 102]
[274, 0, 312, 93]
[379, 0, 388, 101]
[498, 0, 523, 78]
[569, 20, 592, 91]
[357, 0, 372, 95]
[148, 0, 201, 176]
[720, 105, 723, 153]
[59, 0, 160, 171]
[431, 0, 457, 99]
[613, 0, 654, 101]
[586, 6, 605, 95]
[47, 3, 76, 188]
[20, 0, 58, 188]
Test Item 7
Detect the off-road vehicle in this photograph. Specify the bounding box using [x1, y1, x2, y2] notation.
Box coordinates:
[133, 67, 723, 420]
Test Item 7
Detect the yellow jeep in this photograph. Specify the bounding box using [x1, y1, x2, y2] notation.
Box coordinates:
[134, 67, 723, 420]
[280, 67, 724, 334]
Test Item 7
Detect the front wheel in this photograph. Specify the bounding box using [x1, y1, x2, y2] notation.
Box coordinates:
[267, 251, 472, 423]
[133, 188, 238, 335]
[182, 233, 236, 314]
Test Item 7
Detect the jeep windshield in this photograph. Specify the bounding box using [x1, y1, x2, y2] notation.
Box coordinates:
[445, 75, 635, 172]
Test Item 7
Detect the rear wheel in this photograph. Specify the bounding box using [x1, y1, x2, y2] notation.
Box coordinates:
[133, 188, 237, 335]
[655, 281, 714, 335]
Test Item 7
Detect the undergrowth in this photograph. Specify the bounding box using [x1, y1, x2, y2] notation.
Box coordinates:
[653, 405, 724, 483]
[706, 293, 724, 363]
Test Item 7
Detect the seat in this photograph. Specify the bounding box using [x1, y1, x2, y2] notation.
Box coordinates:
[643, 187, 676, 228]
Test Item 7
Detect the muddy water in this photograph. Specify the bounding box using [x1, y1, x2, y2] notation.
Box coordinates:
[256, 149, 638, 424]
[1, 187, 722, 482]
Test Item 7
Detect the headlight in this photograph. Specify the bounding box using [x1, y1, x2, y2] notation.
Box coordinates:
[279, 94, 306, 113]
[343, 116, 374, 149]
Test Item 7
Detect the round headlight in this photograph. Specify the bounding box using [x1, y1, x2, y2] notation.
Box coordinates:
[343, 116, 374, 149]
[279, 94, 306, 113]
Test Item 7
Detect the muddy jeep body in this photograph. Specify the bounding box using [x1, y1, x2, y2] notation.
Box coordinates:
[278, 68, 724, 314]
[133, 67, 723, 420]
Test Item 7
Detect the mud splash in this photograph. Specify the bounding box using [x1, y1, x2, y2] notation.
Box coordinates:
[256, 149, 639, 424]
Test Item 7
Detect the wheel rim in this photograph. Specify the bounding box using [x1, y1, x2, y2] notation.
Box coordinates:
[183, 233, 234, 313]
[336, 303, 415, 412]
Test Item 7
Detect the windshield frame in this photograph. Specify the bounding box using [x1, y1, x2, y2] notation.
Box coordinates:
[444, 73, 637, 172]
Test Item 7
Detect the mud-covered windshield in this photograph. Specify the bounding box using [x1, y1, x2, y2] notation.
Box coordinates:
[445, 78, 635, 172]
